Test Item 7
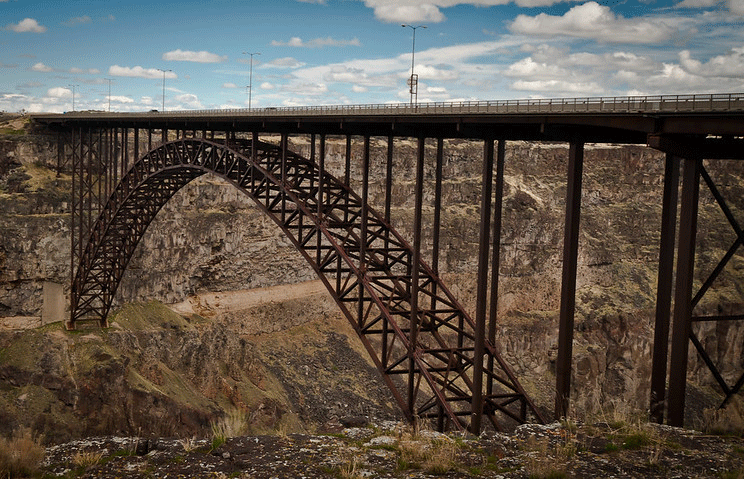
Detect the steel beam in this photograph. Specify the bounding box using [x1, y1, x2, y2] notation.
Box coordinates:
[555, 141, 584, 420]
[409, 136, 426, 420]
[650, 153, 680, 423]
[472, 137, 495, 434]
[667, 157, 701, 427]
[487, 140, 506, 397]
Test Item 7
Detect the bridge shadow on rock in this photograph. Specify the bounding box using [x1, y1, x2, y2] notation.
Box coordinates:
[69, 137, 544, 433]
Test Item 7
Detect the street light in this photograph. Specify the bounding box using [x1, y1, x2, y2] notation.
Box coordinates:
[401, 24, 426, 107]
[68, 84, 79, 111]
[157, 69, 172, 111]
[242, 52, 260, 109]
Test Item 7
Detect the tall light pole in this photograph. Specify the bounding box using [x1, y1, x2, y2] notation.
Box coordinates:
[104, 78, 113, 112]
[68, 84, 79, 111]
[242, 52, 260, 109]
[157, 69, 172, 111]
[401, 24, 426, 107]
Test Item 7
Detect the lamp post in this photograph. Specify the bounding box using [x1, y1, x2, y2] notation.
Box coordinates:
[104, 78, 113, 112]
[401, 24, 426, 107]
[157, 69, 172, 111]
[68, 84, 79, 111]
[242, 52, 260, 109]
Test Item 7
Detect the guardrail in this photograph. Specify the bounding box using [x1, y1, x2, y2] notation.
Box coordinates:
[55, 93, 744, 118]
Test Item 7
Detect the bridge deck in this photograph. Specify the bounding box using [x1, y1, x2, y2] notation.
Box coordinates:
[33, 92, 744, 144]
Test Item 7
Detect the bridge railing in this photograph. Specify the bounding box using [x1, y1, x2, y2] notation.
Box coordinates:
[60, 93, 744, 118]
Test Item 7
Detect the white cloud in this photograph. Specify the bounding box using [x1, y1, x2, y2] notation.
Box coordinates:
[47, 87, 72, 98]
[70, 67, 100, 74]
[281, 81, 329, 96]
[261, 82, 275, 90]
[63, 16, 92, 27]
[352, 85, 368, 93]
[676, 0, 719, 6]
[109, 95, 134, 103]
[679, 47, 744, 78]
[31, 62, 53, 72]
[6, 18, 46, 33]
[271, 36, 361, 47]
[222, 82, 238, 89]
[369, 3, 446, 23]
[504, 57, 566, 78]
[264, 57, 306, 69]
[511, 79, 605, 94]
[509, 2, 683, 43]
[360, 0, 582, 24]
[174, 93, 203, 109]
[162, 49, 227, 63]
[675, 0, 744, 13]
[728, 0, 744, 14]
[109, 65, 177, 79]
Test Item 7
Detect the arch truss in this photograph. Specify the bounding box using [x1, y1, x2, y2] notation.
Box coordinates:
[69, 135, 544, 433]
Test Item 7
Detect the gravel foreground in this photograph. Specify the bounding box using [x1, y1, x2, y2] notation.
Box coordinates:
[39, 420, 744, 478]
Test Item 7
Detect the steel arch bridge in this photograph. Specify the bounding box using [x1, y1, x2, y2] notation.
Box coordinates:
[70, 135, 544, 432]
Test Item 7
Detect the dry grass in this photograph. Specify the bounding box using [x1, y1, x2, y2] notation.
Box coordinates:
[337, 450, 363, 479]
[72, 450, 104, 468]
[704, 396, 744, 437]
[178, 436, 199, 452]
[394, 425, 458, 474]
[522, 435, 573, 479]
[211, 408, 248, 447]
[0, 428, 45, 478]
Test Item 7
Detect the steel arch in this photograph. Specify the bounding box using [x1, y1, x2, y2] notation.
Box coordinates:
[70, 137, 544, 432]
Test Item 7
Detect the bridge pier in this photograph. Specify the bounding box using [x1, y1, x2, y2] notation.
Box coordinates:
[650, 154, 680, 424]
[555, 142, 584, 420]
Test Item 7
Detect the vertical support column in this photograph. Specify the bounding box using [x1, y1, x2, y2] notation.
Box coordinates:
[56, 134, 64, 175]
[487, 140, 506, 397]
[280, 133, 288, 223]
[431, 138, 444, 312]
[555, 141, 584, 420]
[650, 153, 680, 423]
[472, 136, 495, 435]
[309, 133, 316, 193]
[133, 128, 139, 166]
[68, 126, 78, 329]
[667, 157, 701, 427]
[344, 135, 352, 187]
[382, 134, 394, 369]
[318, 134, 326, 267]
[252, 131, 258, 164]
[85, 127, 93, 239]
[359, 136, 370, 329]
[122, 128, 129, 174]
[385, 134, 394, 224]
[111, 129, 118, 199]
[408, 135, 426, 419]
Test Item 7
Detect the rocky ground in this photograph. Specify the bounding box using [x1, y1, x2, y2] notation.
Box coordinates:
[29, 420, 744, 478]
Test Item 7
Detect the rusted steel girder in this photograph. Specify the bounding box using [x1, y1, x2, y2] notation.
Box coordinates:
[68, 136, 544, 432]
[555, 142, 584, 420]
[650, 154, 680, 424]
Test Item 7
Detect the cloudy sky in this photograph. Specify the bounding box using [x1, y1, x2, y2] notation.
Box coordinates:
[1, 0, 743, 112]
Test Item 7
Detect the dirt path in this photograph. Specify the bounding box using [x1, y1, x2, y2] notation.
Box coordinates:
[168, 279, 332, 318]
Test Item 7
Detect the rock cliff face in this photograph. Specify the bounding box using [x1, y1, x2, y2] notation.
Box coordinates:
[1, 114, 743, 441]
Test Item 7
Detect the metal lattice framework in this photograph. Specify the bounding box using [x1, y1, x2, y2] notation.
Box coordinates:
[70, 136, 544, 432]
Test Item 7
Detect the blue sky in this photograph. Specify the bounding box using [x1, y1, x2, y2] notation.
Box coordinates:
[1, 0, 743, 112]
